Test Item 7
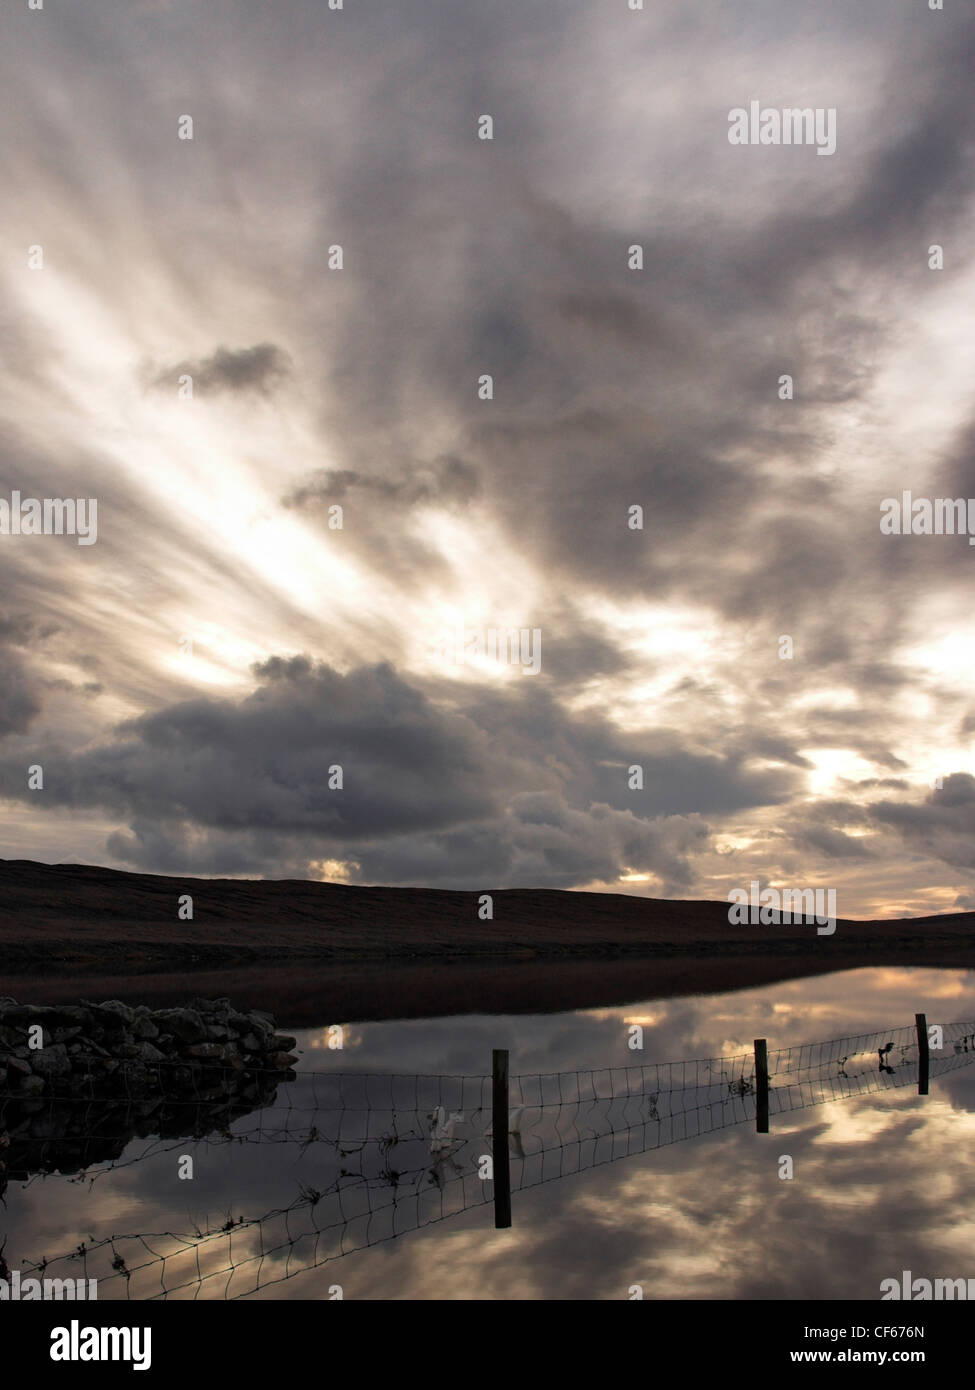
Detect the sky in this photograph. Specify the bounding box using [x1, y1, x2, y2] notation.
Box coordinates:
[1, 0, 974, 918]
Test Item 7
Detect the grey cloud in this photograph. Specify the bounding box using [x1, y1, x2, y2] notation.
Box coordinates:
[284, 456, 479, 511]
[148, 344, 291, 395]
[0, 614, 44, 739]
[864, 776, 975, 871]
[0, 655, 728, 887]
[532, 623, 634, 686]
[789, 823, 876, 862]
[842, 778, 911, 792]
[0, 648, 42, 740]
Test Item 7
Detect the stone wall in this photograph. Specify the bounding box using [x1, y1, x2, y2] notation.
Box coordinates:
[0, 996, 299, 1188]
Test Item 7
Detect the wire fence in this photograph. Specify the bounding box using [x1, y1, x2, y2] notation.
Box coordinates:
[766, 1020, 975, 1118]
[3, 1017, 973, 1299]
[506, 1019, 975, 1192]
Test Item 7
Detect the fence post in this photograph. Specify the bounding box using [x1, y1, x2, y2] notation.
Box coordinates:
[754, 1039, 769, 1133]
[915, 1013, 929, 1096]
[492, 1048, 512, 1228]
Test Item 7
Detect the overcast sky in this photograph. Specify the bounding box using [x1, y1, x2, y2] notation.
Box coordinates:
[1, 0, 974, 918]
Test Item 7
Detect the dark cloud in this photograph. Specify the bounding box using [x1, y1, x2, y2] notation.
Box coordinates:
[789, 823, 876, 862]
[148, 343, 291, 395]
[284, 456, 479, 511]
[0, 648, 42, 740]
[863, 776, 975, 871]
[843, 778, 911, 792]
[0, 656, 731, 887]
[0, 615, 43, 739]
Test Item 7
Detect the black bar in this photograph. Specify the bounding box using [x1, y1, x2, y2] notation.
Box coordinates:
[3, 1299, 972, 1366]
[492, 1048, 512, 1228]
[916, 1012, 930, 1096]
[755, 1038, 769, 1133]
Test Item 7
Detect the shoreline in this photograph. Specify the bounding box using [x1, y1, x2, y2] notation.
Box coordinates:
[4, 949, 974, 1028]
[2, 857, 973, 1021]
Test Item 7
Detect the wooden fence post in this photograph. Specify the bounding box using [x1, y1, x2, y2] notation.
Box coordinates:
[915, 1013, 930, 1096]
[492, 1048, 512, 1228]
[754, 1039, 769, 1133]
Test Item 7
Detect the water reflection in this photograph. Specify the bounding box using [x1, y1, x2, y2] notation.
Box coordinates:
[3, 967, 975, 1300]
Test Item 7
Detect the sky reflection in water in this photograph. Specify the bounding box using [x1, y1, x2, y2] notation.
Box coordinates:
[4, 966, 974, 1300]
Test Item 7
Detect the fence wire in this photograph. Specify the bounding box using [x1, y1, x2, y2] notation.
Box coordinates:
[2, 1018, 973, 1299]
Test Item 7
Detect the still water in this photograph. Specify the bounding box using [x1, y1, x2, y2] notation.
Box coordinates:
[4, 965, 975, 1300]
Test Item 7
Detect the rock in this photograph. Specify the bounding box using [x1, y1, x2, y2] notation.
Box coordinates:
[30, 1044, 72, 1079]
[183, 1043, 227, 1060]
[268, 1051, 299, 1068]
[0, 997, 287, 1123]
[51, 1027, 83, 1045]
[154, 1008, 206, 1044]
[49, 1006, 91, 1026]
[189, 997, 231, 1019]
[100, 1000, 136, 1023]
[91, 1001, 136, 1029]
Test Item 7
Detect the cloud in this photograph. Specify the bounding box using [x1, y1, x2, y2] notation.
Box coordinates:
[865, 776, 975, 871]
[1, 0, 975, 910]
[0, 616, 44, 739]
[0, 648, 42, 740]
[147, 344, 291, 396]
[0, 654, 728, 887]
[284, 456, 479, 511]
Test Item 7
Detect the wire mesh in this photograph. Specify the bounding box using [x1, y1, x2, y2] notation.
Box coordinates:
[3, 1017, 973, 1299]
